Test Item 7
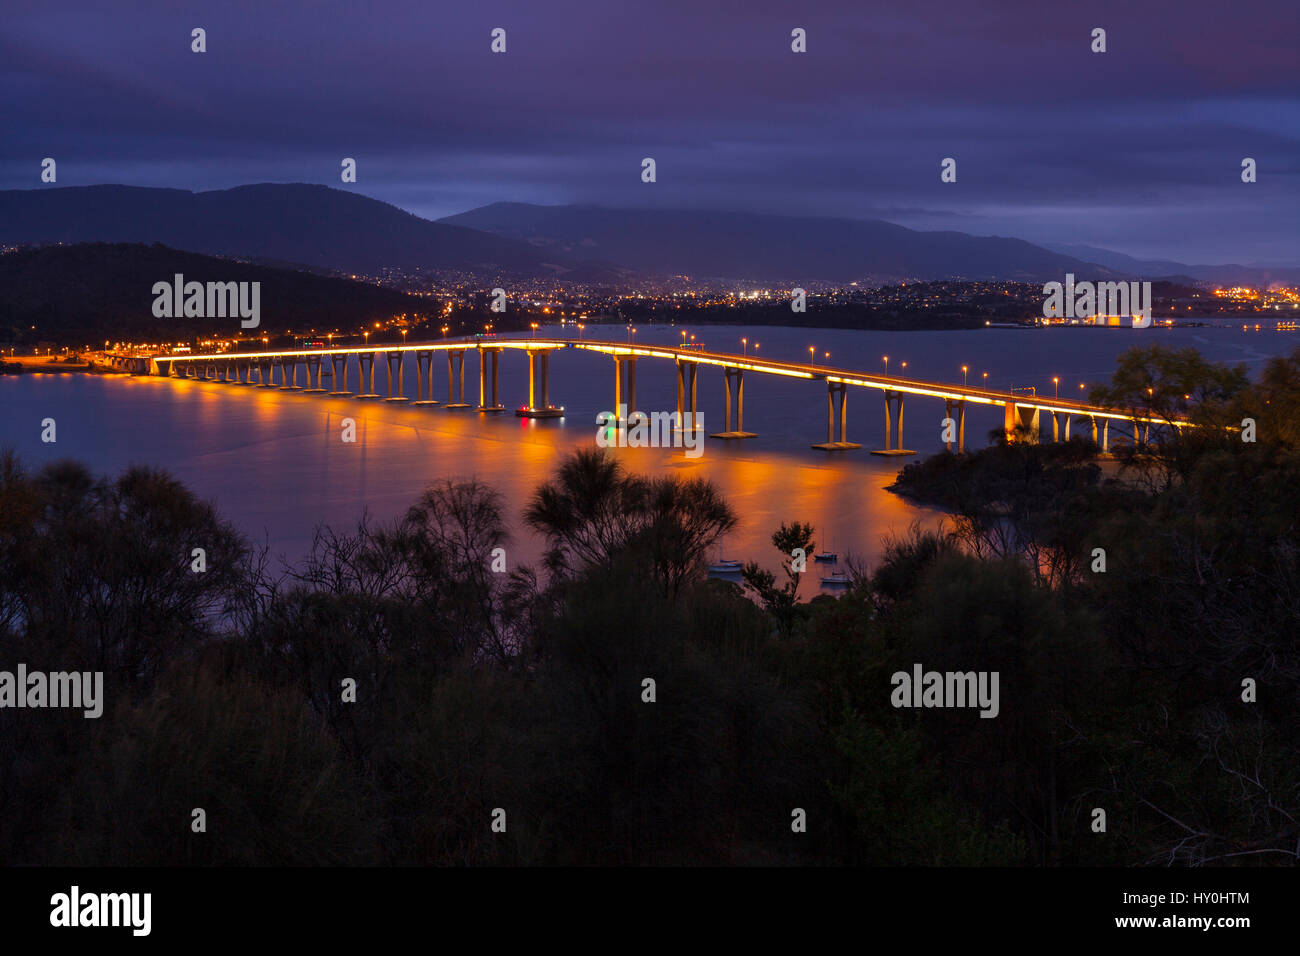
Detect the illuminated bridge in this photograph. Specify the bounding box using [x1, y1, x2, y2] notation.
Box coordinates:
[101, 337, 1189, 454]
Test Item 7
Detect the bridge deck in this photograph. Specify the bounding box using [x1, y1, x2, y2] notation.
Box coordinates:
[136, 337, 1185, 426]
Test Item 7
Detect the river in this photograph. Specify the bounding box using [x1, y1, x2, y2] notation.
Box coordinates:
[1, 320, 1295, 595]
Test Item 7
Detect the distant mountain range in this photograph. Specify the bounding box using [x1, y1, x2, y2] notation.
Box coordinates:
[440, 202, 1123, 283]
[1042, 243, 1300, 288]
[0, 184, 553, 275]
[2, 184, 1294, 286]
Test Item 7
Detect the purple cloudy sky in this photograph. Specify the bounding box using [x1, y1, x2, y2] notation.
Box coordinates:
[2, 0, 1297, 264]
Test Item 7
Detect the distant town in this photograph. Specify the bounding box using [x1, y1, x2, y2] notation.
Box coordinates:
[2, 239, 1296, 362]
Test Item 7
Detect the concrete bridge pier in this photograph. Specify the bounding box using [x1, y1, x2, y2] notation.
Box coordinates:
[383, 351, 408, 402]
[255, 360, 272, 386]
[411, 350, 437, 405]
[675, 359, 700, 432]
[710, 366, 756, 439]
[608, 355, 636, 426]
[944, 398, 967, 453]
[813, 381, 861, 450]
[478, 348, 505, 411]
[871, 389, 914, 456]
[278, 357, 301, 390]
[519, 348, 561, 417]
[328, 355, 352, 396]
[356, 352, 381, 399]
[304, 355, 327, 393]
[1004, 402, 1041, 443]
[1051, 411, 1072, 443]
[235, 362, 252, 385]
[444, 349, 471, 409]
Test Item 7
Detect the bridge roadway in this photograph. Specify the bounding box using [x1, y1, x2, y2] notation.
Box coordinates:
[103, 336, 1186, 454]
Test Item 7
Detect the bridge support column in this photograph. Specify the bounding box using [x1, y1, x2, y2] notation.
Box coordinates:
[383, 351, 408, 402]
[478, 348, 505, 411]
[329, 355, 352, 396]
[356, 352, 381, 399]
[305, 355, 327, 393]
[675, 359, 700, 432]
[814, 381, 861, 450]
[445, 349, 471, 409]
[411, 350, 436, 404]
[278, 357, 301, 390]
[607, 355, 639, 426]
[1102, 419, 1109, 452]
[1004, 402, 1040, 443]
[944, 399, 967, 453]
[711, 366, 756, 439]
[519, 348, 561, 418]
[871, 390, 914, 455]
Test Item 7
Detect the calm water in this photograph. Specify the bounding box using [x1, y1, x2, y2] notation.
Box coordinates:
[2, 321, 1295, 594]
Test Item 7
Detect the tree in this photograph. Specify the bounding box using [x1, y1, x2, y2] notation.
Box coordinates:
[742, 521, 815, 637]
[525, 447, 736, 594]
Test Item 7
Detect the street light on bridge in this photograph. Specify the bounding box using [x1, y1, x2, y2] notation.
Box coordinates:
[741, 337, 748, 356]
[962, 365, 968, 387]
[882, 355, 889, 375]
[810, 346, 816, 368]
[1053, 376, 1060, 398]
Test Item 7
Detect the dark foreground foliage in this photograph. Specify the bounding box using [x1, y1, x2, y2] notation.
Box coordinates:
[1, 346, 1298, 866]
